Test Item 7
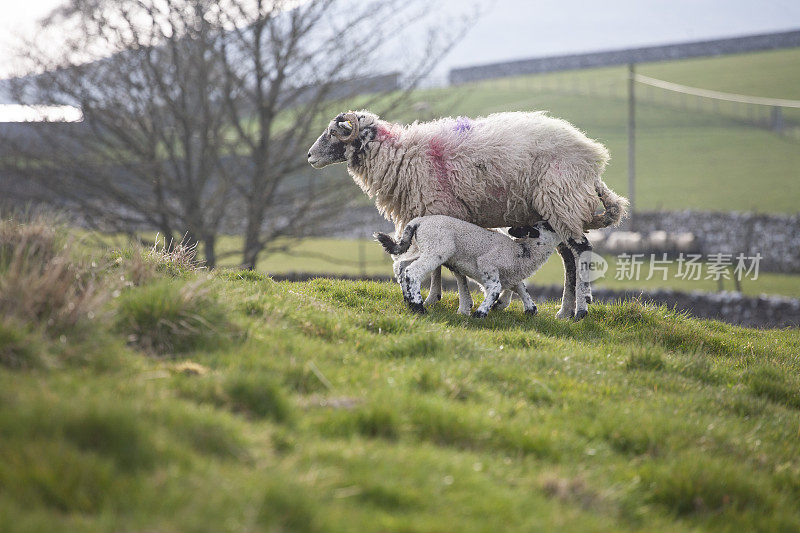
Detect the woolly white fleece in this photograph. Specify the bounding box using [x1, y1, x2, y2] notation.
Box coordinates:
[343, 111, 622, 241]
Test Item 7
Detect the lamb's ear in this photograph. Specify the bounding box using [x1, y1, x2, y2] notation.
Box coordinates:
[528, 227, 540, 238]
[508, 226, 527, 238]
[541, 221, 555, 233]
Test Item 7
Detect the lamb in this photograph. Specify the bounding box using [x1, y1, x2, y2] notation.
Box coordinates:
[307, 110, 629, 320]
[374, 216, 560, 318]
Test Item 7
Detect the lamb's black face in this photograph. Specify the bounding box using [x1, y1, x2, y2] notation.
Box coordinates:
[509, 221, 559, 246]
[508, 226, 539, 238]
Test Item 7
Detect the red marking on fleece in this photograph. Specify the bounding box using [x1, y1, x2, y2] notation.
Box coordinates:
[427, 137, 455, 204]
[376, 125, 398, 142]
[487, 182, 506, 198]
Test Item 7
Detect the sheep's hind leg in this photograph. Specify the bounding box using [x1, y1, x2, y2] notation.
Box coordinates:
[514, 282, 537, 316]
[556, 243, 577, 319]
[424, 266, 442, 307]
[491, 290, 513, 311]
[568, 237, 593, 321]
[393, 256, 414, 282]
[451, 271, 473, 315]
[402, 255, 443, 315]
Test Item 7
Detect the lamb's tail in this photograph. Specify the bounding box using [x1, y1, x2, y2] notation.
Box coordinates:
[374, 220, 420, 256]
[586, 180, 630, 229]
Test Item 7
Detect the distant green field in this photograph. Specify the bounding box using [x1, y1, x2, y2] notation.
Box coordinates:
[211, 236, 800, 299]
[399, 48, 800, 213]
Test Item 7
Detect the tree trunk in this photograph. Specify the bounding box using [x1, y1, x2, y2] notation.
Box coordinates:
[241, 244, 259, 271]
[204, 235, 216, 269]
[241, 199, 264, 270]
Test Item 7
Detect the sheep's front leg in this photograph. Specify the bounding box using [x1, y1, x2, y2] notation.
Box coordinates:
[568, 237, 593, 321]
[514, 282, 537, 316]
[453, 272, 473, 315]
[556, 242, 577, 319]
[472, 269, 502, 319]
[424, 266, 442, 307]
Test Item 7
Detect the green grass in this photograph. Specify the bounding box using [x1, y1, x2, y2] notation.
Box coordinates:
[3, 220, 800, 531]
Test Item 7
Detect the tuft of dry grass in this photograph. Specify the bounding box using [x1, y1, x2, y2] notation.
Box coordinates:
[0, 217, 105, 335]
[111, 234, 203, 286]
[147, 234, 203, 276]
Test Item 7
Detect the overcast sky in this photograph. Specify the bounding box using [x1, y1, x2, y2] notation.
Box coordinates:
[2, 0, 799, 79]
[0, 0, 65, 77]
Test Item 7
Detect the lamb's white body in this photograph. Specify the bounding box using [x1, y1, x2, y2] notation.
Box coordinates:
[375, 216, 559, 317]
[309, 110, 629, 320]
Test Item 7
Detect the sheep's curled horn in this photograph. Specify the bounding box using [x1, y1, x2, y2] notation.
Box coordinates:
[332, 112, 360, 142]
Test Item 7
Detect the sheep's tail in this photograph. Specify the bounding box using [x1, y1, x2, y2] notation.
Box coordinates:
[586, 180, 630, 229]
[374, 220, 420, 256]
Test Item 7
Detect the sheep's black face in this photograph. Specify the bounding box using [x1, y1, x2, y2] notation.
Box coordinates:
[307, 117, 352, 168]
[308, 111, 379, 169]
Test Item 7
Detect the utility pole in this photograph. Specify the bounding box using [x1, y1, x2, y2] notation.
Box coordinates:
[627, 63, 636, 228]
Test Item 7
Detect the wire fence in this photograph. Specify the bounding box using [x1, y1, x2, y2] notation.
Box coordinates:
[489, 69, 800, 141]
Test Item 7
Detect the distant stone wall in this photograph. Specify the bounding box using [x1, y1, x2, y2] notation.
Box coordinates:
[271, 272, 800, 329]
[630, 210, 800, 274]
[449, 30, 800, 84]
[320, 207, 800, 273]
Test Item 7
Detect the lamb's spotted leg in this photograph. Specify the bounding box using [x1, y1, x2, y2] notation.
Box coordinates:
[556, 242, 577, 319]
[514, 281, 537, 316]
[424, 266, 442, 307]
[472, 268, 502, 319]
[568, 237, 593, 321]
[402, 254, 446, 315]
[393, 257, 414, 282]
[491, 290, 513, 311]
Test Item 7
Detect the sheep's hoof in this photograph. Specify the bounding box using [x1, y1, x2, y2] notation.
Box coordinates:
[524, 307, 537, 317]
[458, 308, 472, 316]
[471, 310, 488, 319]
[407, 302, 426, 315]
[556, 310, 575, 320]
[574, 309, 588, 321]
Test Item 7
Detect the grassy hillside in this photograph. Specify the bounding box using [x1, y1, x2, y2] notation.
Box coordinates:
[3, 219, 800, 531]
[402, 48, 800, 213]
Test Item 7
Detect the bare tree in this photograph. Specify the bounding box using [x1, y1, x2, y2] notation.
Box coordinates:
[1, 0, 466, 268]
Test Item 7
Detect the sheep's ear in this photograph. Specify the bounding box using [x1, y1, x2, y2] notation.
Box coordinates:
[541, 221, 555, 233]
[528, 227, 540, 238]
[337, 120, 353, 132]
[508, 227, 527, 238]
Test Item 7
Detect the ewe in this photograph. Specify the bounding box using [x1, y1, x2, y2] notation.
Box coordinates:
[308, 111, 628, 319]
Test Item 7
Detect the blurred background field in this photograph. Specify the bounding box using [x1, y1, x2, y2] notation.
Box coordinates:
[186, 46, 800, 297]
[208, 235, 800, 298]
